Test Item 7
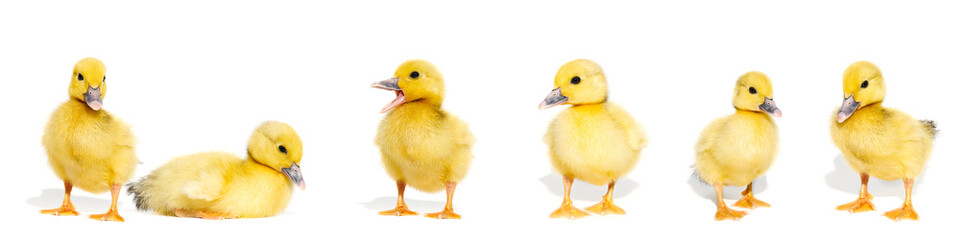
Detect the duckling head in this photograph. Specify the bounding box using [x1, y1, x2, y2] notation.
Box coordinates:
[539, 59, 607, 109]
[732, 71, 781, 117]
[371, 59, 445, 113]
[248, 121, 306, 190]
[69, 58, 107, 111]
[837, 61, 885, 123]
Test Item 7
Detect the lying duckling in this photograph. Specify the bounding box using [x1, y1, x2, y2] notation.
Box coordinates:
[127, 121, 305, 219]
[540, 59, 647, 219]
[694, 71, 781, 221]
[41, 57, 137, 222]
[831, 61, 936, 221]
[373, 60, 475, 219]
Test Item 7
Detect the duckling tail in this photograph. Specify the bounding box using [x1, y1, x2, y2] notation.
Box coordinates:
[920, 120, 938, 139]
[125, 176, 153, 211]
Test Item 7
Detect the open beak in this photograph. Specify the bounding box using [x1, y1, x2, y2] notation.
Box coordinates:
[371, 78, 404, 113]
[538, 88, 568, 110]
[759, 97, 782, 118]
[281, 163, 306, 190]
[836, 94, 860, 123]
[84, 86, 103, 111]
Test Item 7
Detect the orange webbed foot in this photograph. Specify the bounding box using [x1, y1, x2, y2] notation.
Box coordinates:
[714, 206, 746, 221]
[733, 195, 770, 209]
[379, 206, 419, 216]
[40, 205, 79, 216]
[836, 195, 876, 213]
[89, 210, 124, 222]
[884, 204, 918, 221]
[585, 200, 625, 215]
[425, 208, 460, 219]
[550, 202, 589, 219]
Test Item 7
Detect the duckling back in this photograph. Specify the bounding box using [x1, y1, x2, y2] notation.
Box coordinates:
[545, 103, 645, 186]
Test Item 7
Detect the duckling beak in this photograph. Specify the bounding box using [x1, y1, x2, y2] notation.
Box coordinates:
[281, 163, 306, 190]
[539, 88, 568, 110]
[83, 86, 103, 111]
[837, 95, 860, 123]
[759, 97, 782, 118]
[372, 78, 405, 113]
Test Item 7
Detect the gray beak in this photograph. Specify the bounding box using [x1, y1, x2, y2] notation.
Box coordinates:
[83, 86, 102, 111]
[538, 88, 568, 110]
[371, 78, 401, 91]
[836, 95, 860, 123]
[759, 97, 782, 118]
[281, 163, 306, 190]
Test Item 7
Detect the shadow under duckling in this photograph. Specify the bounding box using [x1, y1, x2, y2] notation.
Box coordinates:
[41, 57, 137, 222]
[831, 61, 937, 221]
[127, 121, 305, 219]
[540, 59, 647, 219]
[694, 71, 781, 221]
[372, 60, 475, 219]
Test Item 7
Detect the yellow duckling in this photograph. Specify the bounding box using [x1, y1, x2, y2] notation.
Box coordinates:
[372, 60, 474, 219]
[694, 71, 781, 221]
[41, 57, 137, 222]
[540, 59, 647, 219]
[831, 61, 936, 221]
[126, 121, 305, 219]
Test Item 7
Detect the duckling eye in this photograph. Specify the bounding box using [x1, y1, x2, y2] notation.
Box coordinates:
[748, 87, 757, 94]
[409, 71, 420, 79]
[570, 76, 581, 84]
[860, 80, 869, 89]
[278, 145, 287, 155]
[77, 73, 84, 81]
[103, 76, 106, 83]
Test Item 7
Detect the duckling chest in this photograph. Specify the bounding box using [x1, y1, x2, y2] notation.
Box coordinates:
[376, 103, 455, 158]
[714, 115, 778, 158]
[221, 170, 293, 216]
[550, 107, 628, 150]
[50, 102, 122, 157]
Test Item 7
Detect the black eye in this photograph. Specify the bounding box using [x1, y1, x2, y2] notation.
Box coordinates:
[103, 76, 106, 83]
[409, 71, 420, 79]
[860, 80, 868, 89]
[570, 76, 581, 84]
[748, 87, 757, 94]
[77, 73, 84, 81]
[278, 145, 287, 155]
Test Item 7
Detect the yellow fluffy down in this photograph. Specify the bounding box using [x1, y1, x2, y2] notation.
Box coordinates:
[695, 110, 778, 186]
[42, 100, 138, 193]
[545, 103, 647, 186]
[376, 101, 475, 193]
[129, 152, 294, 218]
[830, 105, 934, 180]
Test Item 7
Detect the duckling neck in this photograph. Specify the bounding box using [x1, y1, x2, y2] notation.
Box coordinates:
[734, 109, 770, 119]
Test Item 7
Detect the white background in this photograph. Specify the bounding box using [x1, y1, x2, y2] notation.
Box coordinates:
[1, 0, 957, 239]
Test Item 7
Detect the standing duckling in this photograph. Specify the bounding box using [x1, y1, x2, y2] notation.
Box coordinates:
[694, 72, 781, 221]
[127, 121, 305, 219]
[540, 59, 647, 219]
[831, 61, 936, 221]
[372, 60, 475, 219]
[41, 57, 137, 222]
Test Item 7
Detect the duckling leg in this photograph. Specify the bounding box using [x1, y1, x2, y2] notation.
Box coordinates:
[585, 181, 625, 215]
[379, 180, 418, 216]
[836, 173, 876, 213]
[40, 181, 79, 216]
[89, 184, 124, 222]
[426, 182, 461, 219]
[174, 209, 231, 220]
[733, 182, 770, 209]
[549, 176, 589, 219]
[714, 183, 746, 221]
[884, 178, 918, 221]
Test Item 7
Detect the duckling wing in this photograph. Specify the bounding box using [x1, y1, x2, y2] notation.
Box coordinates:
[605, 103, 647, 150]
